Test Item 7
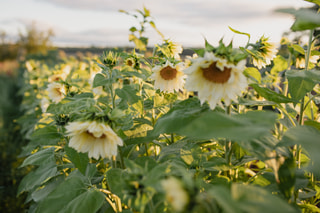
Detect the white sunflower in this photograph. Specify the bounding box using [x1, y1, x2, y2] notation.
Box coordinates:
[184, 52, 247, 109]
[161, 177, 189, 212]
[65, 120, 123, 159]
[295, 54, 319, 69]
[150, 61, 186, 93]
[46, 82, 66, 103]
[252, 37, 278, 69]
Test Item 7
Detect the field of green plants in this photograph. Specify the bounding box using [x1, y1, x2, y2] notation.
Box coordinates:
[3, 1, 320, 212]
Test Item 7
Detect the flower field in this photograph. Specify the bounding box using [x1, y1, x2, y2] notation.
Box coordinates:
[13, 2, 320, 213]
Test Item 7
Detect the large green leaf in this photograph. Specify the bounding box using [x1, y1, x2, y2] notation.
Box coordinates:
[63, 188, 105, 213]
[276, 8, 320, 31]
[36, 174, 87, 213]
[29, 125, 62, 146]
[116, 84, 140, 105]
[20, 147, 56, 167]
[93, 73, 110, 88]
[18, 161, 58, 195]
[65, 146, 89, 175]
[286, 69, 320, 100]
[153, 107, 278, 142]
[208, 183, 298, 213]
[231, 184, 298, 213]
[279, 125, 320, 176]
[106, 168, 125, 197]
[250, 84, 297, 103]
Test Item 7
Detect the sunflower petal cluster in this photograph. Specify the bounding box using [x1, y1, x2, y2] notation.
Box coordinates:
[46, 82, 66, 103]
[251, 36, 278, 69]
[65, 120, 123, 159]
[184, 51, 247, 109]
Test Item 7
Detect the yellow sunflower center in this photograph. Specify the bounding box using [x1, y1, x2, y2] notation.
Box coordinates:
[202, 62, 231, 83]
[160, 66, 177, 80]
[86, 131, 106, 139]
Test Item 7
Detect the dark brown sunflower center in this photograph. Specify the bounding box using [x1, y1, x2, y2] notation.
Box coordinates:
[86, 131, 106, 139]
[202, 62, 231, 83]
[160, 66, 177, 80]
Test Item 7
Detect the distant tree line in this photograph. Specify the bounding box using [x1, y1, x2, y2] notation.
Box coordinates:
[0, 23, 54, 61]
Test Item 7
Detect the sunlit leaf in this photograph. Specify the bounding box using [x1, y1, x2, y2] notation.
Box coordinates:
[270, 55, 288, 76]
[228, 26, 251, 40]
[303, 0, 320, 6]
[244, 67, 261, 83]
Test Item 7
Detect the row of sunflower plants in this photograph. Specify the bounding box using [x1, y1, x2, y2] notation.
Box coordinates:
[17, 3, 320, 213]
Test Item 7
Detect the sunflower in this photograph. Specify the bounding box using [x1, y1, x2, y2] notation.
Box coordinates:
[150, 61, 186, 93]
[65, 120, 123, 159]
[252, 37, 277, 69]
[46, 82, 66, 103]
[184, 52, 247, 109]
[295, 54, 319, 69]
[161, 177, 189, 212]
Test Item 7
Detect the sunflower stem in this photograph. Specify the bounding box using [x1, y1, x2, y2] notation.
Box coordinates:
[225, 105, 233, 179]
[112, 155, 117, 168]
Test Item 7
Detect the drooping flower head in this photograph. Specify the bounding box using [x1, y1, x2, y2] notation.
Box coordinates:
[46, 82, 66, 103]
[150, 61, 186, 93]
[65, 120, 123, 159]
[161, 177, 189, 212]
[250, 36, 278, 69]
[156, 39, 183, 59]
[184, 40, 248, 109]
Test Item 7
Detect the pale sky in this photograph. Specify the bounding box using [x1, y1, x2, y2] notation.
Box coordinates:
[0, 0, 314, 48]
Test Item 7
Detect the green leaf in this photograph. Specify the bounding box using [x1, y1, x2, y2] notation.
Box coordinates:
[276, 8, 320, 31]
[205, 39, 215, 52]
[93, 73, 110, 88]
[228, 26, 251, 40]
[231, 184, 298, 213]
[106, 168, 125, 197]
[303, 0, 320, 6]
[292, 44, 305, 55]
[20, 147, 56, 167]
[65, 146, 89, 175]
[29, 125, 62, 146]
[36, 175, 87, 213]
[279, 125, 320, 176]
[63, 188, 105, 213]
[116, 84, 140, 105]
[18, 161, 58, 195]
[270, 55, 288, 76]
[153, 107, 278, 142]
[244, 67, 261, 83]
[250, 84, 297, 103]
[31, 175, 65, 202]
[278, 154, 296, 200]
[286, 69, 320, 100]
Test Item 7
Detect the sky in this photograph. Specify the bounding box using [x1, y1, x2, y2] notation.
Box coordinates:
[0, 0, 315, 48]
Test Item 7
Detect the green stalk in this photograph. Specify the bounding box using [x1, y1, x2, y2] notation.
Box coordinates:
[296, 30, 314, 170]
